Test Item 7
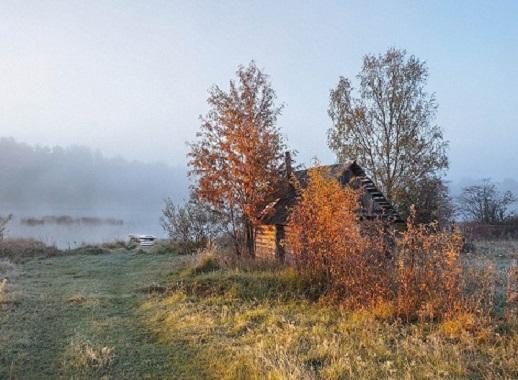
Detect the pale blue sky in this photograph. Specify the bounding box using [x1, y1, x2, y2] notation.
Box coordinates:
[1, 1, 517, 181]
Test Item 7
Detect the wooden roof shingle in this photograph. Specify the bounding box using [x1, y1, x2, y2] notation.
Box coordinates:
[260, 162, 402, 225]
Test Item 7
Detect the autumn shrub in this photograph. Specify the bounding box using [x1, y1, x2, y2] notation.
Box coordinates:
[66, 244, 111, 256]
[288, 168, 467, 321]
[100, 240, 130, 250]
[287, 168, 393, 308]
[395, 213, 464, 321]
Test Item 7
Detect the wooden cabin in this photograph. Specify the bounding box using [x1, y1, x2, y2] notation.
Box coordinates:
[255, 153, 402, 261]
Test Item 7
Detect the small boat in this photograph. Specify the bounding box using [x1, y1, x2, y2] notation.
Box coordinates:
[129, 234, 157, 247]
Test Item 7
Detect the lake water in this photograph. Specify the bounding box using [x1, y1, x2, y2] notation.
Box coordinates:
[3, 207, 165, 249]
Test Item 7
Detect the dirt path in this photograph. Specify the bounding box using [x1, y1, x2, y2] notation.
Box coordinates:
[0, 251, 183, 379]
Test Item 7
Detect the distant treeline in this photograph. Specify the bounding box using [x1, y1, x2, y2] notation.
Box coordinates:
[461, 222, 518, 241]
[0, 137, 189, 212]
[20, 215, 124, 227]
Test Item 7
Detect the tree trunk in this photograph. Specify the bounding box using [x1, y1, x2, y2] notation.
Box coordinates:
[245, 221, 255, 257]
[233, 239, 241, 256]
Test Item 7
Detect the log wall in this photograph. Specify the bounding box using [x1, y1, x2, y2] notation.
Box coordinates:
[255, 224, 276, 259]
[255, 224, 297, 262]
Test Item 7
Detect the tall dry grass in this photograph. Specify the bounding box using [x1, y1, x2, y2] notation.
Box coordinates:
[0, 278, 7, 304]
[63, 334, 115, 372]
[506, 261, 518, 318]
[0, 238, 60, 263]
[395, 213, 464, 321]
[0, 259, 16, 304]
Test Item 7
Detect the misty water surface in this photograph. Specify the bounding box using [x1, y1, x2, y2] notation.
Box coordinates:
[0, 139, 188, 248]
[5, 207, 165, 249]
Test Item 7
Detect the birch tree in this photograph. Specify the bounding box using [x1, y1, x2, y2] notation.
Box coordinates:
[328, 48, 449, 220]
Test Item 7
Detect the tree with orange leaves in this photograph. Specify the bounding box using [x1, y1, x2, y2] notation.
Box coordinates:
[188, 62, 286, 256]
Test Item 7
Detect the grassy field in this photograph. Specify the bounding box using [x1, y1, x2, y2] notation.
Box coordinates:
[0, 249, 187, 379]
[1, 242, 518, 379]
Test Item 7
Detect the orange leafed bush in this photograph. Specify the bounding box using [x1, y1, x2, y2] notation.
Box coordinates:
[288, 168, 466, 321]
[395, 211, 464, 321]
[287, 167, 392, 308]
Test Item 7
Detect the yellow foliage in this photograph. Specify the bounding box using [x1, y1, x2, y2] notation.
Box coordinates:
[440, 313, 476, 339]
[371, 300, 396, 321]
[287, 167, 392, 308]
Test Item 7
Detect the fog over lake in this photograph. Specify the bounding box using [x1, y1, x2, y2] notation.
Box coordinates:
[0, 138, 189, 248]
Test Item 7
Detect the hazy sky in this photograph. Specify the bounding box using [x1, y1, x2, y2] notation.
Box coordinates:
[1, 1, 517, 181]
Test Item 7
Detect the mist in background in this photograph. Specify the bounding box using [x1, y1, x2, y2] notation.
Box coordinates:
[0, 1, 517, 244]
[0, 138, 188, 247]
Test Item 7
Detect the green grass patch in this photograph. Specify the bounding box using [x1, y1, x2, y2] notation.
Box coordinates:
[0, 249, 187, 379]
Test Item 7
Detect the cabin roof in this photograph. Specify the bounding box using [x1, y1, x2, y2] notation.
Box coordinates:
[260, 162, 402, 225]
